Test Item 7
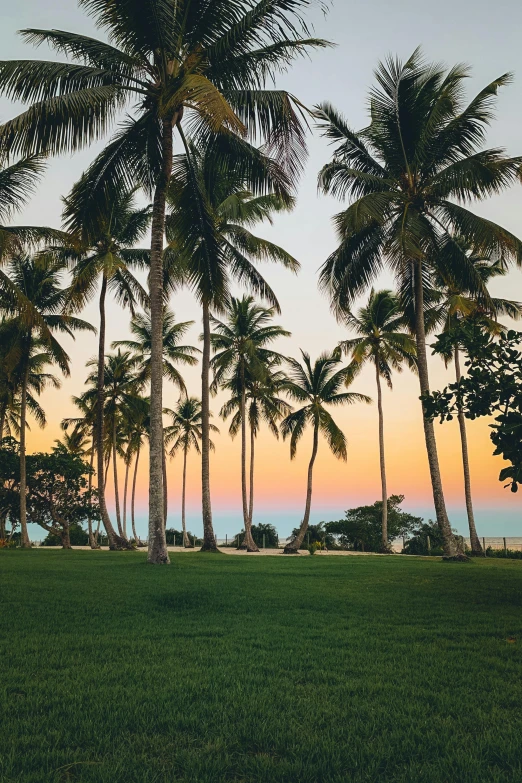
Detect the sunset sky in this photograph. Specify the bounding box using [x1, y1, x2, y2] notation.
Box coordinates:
[2, 0, 522, 539]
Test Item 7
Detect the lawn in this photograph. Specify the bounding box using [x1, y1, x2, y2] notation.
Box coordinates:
[1, 551, 521, 783]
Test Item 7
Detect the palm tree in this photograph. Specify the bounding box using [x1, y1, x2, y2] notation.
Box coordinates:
[0, 321, 52, 440]
[220, 363, 291, 531]
[316, 50, 522, 557]
[429, 254, 522, 555]
[61, 392, 99, 548]
[164, 398, 218, 548]
[0, 154, 59, 268]
[112, 306, 200, 527]
[0, 1, 327, 564]
[211, 298, 290, 550]
[56, 426, 91, 457]
[281, 351, 370, 553]
[336, 289, 416, 551]
[126, 396, 150, 546]
[62, 186, 149, 550]
[113, 308, 199, 392]
[86, 350, 140, 540]
[0, 255, 93, 546]
[0, 334, 60, 443]
[167, 146, 299, 551]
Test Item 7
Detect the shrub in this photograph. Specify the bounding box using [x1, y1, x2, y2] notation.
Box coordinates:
[325, 496, 421, 552]
[41, 523, 89, 546]
[233, 523, 279, 548]
[402, 521, 446, 556]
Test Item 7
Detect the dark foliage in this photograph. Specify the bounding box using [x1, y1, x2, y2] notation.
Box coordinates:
[424, 323, 522, 492]
[402, 520, 446, 556]
[41, 522, 89, 546]
[325, 495, 421, 552]
[291, 522, 335, 548]
[165, 528, 200, 547]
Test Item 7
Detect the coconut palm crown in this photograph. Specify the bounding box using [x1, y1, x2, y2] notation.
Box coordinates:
[281, 351, 370, 553]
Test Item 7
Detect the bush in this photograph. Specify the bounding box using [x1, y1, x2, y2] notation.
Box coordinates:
[402, 521, 446, 556]
[325, 496, 422, 552]
[41, 523, 89, 546]
[232, 523, 279, 548]
[485, 547, 522, 560]
[291, 523, 336, 549]
[165, 528, 200, 546]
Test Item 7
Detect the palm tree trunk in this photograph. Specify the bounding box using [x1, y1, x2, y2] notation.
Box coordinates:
[181, 443, 192, 548]
[284, 421, 319, 553]
[454, 346, 482, 555]
[200, 300, 218, 551]
[162, 444, 168, 529]
[19, 340, 31, 549]
[122, 444, 131, 540]
[104, 450, 111, 490]
[147, 117, 174, 566]
[248, 419, 255, 527]
[131, 443, 141, 545]
[375, 361, 390, 552]
[240, 361, 258, 552]
[112, 418, 124, 538]
[88, 431, 98, 549]
[0, 400, 6, 442]
[97, 275, 127, 549]
[414, 262, 457, 558]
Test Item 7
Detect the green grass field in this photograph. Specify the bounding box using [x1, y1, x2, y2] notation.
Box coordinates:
[1, 551, 522, 783]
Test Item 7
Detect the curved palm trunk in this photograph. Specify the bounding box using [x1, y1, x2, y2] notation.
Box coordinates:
[19, 343, 31, 548]
[375, 362, 390, 552]
[131, 443, 141, 545]
[414, 263, 457, 557]
[454, 346, 482, 555]
[88, 431, 99, 549]
[284, 422, 319, 553]
[122, 443, 132, 540]
[0, 400, 6, 442]
[97, 276, 127, 550]
[200, 301, 218, 551]
[248, 419, 255, 526]
[240, 361, 258, 552]
[112, 418, 124, 538]
[181, 443, 192, 548]
[162, 444, 168, 529]
[147, 117, 174, 566]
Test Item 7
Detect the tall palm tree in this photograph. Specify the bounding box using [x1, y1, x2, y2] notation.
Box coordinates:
[0, 321, 54, 441]
[0, 336, 60, 443]
[210, 296, 290, 550]
[220, 363, 291, 530]
[336, 289, 416, 551]
[0, 255, 93, 546]
[86, 350, 140, 540]
[113, 306, 200, 527]
[164, 398, 218, 548]
[168, 146, 299, 551]
[125, 396, 150, 546]
[61, 186, 149, 549]
[61, 392, 99, 548]
[281, 351, 370, 553]
[429, 255, 522, 555]
[316, 50, 522, 557]
[0, 0, 326, 564]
